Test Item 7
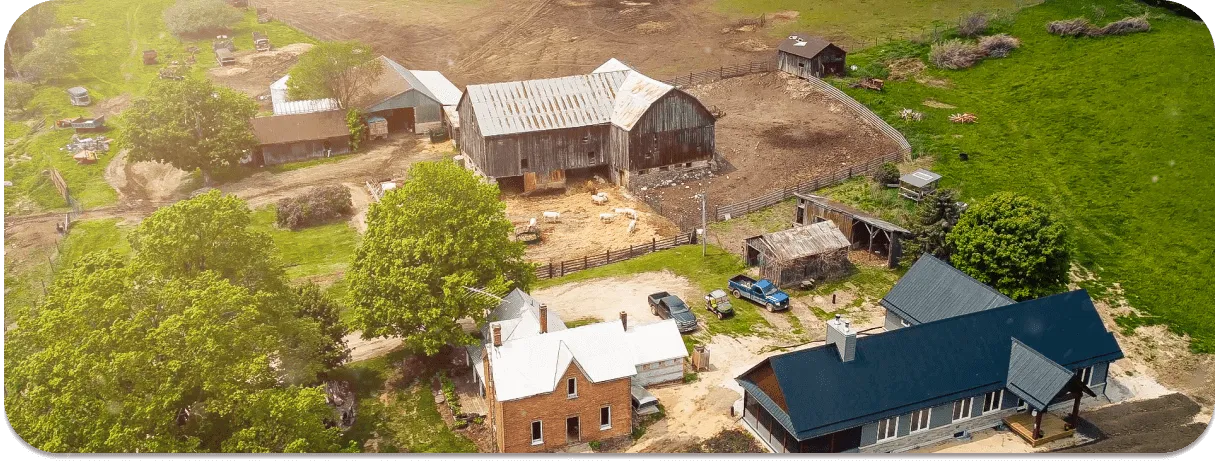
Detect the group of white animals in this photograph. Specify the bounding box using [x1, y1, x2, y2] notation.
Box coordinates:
[535, 192, 638, 235]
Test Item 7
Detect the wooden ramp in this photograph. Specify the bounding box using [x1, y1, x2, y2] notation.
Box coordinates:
[1005, 412, 1075, 447]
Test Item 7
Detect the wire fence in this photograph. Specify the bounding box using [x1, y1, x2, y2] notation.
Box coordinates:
[533, 231, 698, 280]
[713, 150, 908, 220]
[662, 60, 777, 88]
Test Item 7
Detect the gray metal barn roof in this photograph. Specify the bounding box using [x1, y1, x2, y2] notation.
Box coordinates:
[777, 33, 839, 59]
[796, 193, 910, 234]
[463, 59, 679, 136]
[746, 220, 850, 262]
[1006, 338, 1075, 411]
[737, 289, 1123, 440]
[899, 168, 942, 188]
[881, 254, 1014, 325]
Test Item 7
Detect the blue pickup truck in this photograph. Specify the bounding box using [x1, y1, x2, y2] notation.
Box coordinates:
[728, 275, 790, 312]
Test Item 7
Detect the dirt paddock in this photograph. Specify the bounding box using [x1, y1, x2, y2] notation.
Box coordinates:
[504, 187, 679, 263]
[639, 72, 901, 214]
[531, 271, 701, 327]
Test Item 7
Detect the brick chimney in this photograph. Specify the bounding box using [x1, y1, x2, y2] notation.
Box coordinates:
[539, 304, 549, 334]
[827, 315, 856, 362]
[620, 311, 628, 330]
[492, 324, 502, 347]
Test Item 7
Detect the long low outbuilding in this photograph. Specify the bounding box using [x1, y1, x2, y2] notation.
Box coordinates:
[249, 110, 350, 166]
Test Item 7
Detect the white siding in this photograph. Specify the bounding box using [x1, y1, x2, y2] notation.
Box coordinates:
[632, 358, 683, 386]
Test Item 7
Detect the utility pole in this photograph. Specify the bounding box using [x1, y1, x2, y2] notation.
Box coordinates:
[695, 193, 707, 256]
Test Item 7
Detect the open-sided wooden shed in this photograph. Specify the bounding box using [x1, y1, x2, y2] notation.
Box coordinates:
[794, 193, 910, 268]
[745, 221, 851, 287]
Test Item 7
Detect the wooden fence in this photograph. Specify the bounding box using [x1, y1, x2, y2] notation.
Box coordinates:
[662, 60, 777, 88]
[534, 231, 698, 280]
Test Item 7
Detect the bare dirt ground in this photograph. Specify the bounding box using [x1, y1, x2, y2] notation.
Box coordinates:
[531, 271, 700, 327]
[207, 43, 315, 111]
[104, 151, 195, 206]
[505, 187, 679, 263]
[254, 0, 787, 87]
[641, 72, 900, 212]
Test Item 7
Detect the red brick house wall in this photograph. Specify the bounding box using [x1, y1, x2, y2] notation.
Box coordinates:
[485, 358, 632, 452]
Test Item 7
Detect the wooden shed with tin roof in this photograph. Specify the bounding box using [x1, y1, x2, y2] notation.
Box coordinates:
[745, 220, 851, 287]
[250, 110, 350, 166]
[777, 33, 846, 79]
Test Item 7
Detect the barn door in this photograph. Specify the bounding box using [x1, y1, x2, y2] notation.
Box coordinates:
[523, 172, 538, 193]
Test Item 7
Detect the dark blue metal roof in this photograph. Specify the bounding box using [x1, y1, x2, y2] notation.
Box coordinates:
[1006, 338, 1074, 411]
[738, 289, 1123, 440]
[881, 254, 1014, 325]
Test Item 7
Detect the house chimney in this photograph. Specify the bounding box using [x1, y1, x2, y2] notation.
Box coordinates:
[620, 311, 628, 330]
[492, 324, 502, 347]
[827, 315, 856, 362]
[539, 304, 549, 334]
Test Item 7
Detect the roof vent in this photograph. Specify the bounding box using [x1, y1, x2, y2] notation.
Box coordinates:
[794, 40, 807, 47]
[787, 34, 801, 40]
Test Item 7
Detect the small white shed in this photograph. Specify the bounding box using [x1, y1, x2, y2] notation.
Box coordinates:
[625, 319, 689, 386]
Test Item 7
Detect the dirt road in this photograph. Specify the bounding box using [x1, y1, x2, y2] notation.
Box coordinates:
[1057, 393, 1206, 454]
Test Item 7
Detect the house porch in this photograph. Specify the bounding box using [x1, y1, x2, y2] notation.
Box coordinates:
[1004, 411, 1075, 447]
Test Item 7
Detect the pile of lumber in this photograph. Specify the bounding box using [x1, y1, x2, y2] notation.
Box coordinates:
[949, 113, 977, 124]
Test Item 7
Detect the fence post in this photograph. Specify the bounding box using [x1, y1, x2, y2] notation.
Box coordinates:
[652, 237, 656, 252]
[720, 66, 724, 79]
[549, 262, 553, 279]
[561, 261, 566, 277]
[584, 255, 588, 270]
[606, 249, 610, 264]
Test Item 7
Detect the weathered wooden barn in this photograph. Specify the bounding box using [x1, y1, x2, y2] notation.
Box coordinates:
[456, 59, 716, 192]
[794, 193, 910, 268]
[250, 110, 350, 166]
[777, 33, 847, 79]
[357, 56, 462, 134]
[745, 221, 851, 287]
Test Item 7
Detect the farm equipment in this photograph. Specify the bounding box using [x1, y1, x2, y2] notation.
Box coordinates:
[253, 31, 272, 52]
[727, 275, 790, 312]
[215, 48, 236, 67]
[704, 289, 734, 320]
[850, 77, 885, 91]
[159, 61, 186, 80]
[142, 49, 157, 65]
[212, 35, 235, 52]
[367, 116, 388, 140]
[55, 115, 106, 133]
[949, 113, 978, 124]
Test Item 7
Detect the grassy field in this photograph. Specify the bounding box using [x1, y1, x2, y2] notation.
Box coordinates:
[4, 0, 315, 213]
[835, 0, 1214, 350]
[715, 0, 1043, 48]
[3, 218, 132, 324]
[249, 207, 360, 281]
[331, 349, 478, 453]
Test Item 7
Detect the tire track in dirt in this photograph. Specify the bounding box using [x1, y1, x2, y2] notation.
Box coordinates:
[453, 0, 554, 73]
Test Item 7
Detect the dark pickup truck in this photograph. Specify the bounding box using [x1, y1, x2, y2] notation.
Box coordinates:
[647, 292, 698, 333]
[727, 275, 790, 312]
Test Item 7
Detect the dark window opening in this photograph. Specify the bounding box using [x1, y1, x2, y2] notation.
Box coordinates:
[600, 406, 611, 428]
[567, 378, 577, 397]
[520, 158, 529, 169]
[531, 421, 543, 444]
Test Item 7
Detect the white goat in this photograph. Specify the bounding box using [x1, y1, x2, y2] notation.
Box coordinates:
[599, 212, 616, 223]
[542, 211, 561, 223]
[627, 219, 638, 234]
[591, 193, 609, 205]
[527, 217, 538, 230]
[613, 207, 638, 220]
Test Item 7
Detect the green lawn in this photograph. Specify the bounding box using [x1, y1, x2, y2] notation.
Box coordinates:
[4, 0, 316, 214]
[330, 349, 478, 453]
[249, 207, 360, 281]
[836, 0, 1214, 350]
[714, 0, 1042, 48]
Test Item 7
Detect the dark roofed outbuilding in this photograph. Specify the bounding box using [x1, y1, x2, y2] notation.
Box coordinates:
[735, 290, 1123, 453]
[881, 254, 1014, 329]
[776, 33, 846, 79]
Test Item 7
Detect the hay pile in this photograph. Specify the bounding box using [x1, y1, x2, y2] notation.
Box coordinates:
[930, 40, 983, 70]
[978, 34, 1021, 58]
[1047, 16, 1150, 37]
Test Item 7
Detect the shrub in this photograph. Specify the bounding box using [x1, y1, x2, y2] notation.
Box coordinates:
[16, 29, 75, 82]
[978, 34, 1021, 58]
[163, 0, 242, 37]
[692, 429, 765, 453]
[275, 185, 353, 230]
[346, 109, 365, 151]
[1099, 16, 1151, 35]
[873, 162, 900, 185]
[4, 80, 36, 113]
[1047, 18, 1096, 37]
[856, 61, 891, 80]
[929, 40, 982, 69]
[589, 440, 603, 451]
[957, 12, 989, 37]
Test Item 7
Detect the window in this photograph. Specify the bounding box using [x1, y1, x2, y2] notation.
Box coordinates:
[798, 62, 806, 68]
[520, 158, 529, 169]
[600, 406, 612, 430]
[900, 319, 911, 327]
[983, 390, 1004, 413]
[876, 416, 899, 441]
[531, 420, 543, 445]
[952, 397, 974, 421]
[911, 408, 931, 433]
[567, 377, 577, 398]
[1076, 366, 1094, 386]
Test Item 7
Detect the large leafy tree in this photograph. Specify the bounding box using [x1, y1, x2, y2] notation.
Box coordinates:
[295, 283, 351, 374]
[5, 1, 56, 76]
[287, 41, 380, 109]
[15, 29, 76, 82]
[904, 188, 963, 262]
[947, 192, 1070, 300]
[348, 161, 534, 355]
[163, 0, 242, 37]
[120, 78, 257, 184]
[4, 254, 349, 452]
